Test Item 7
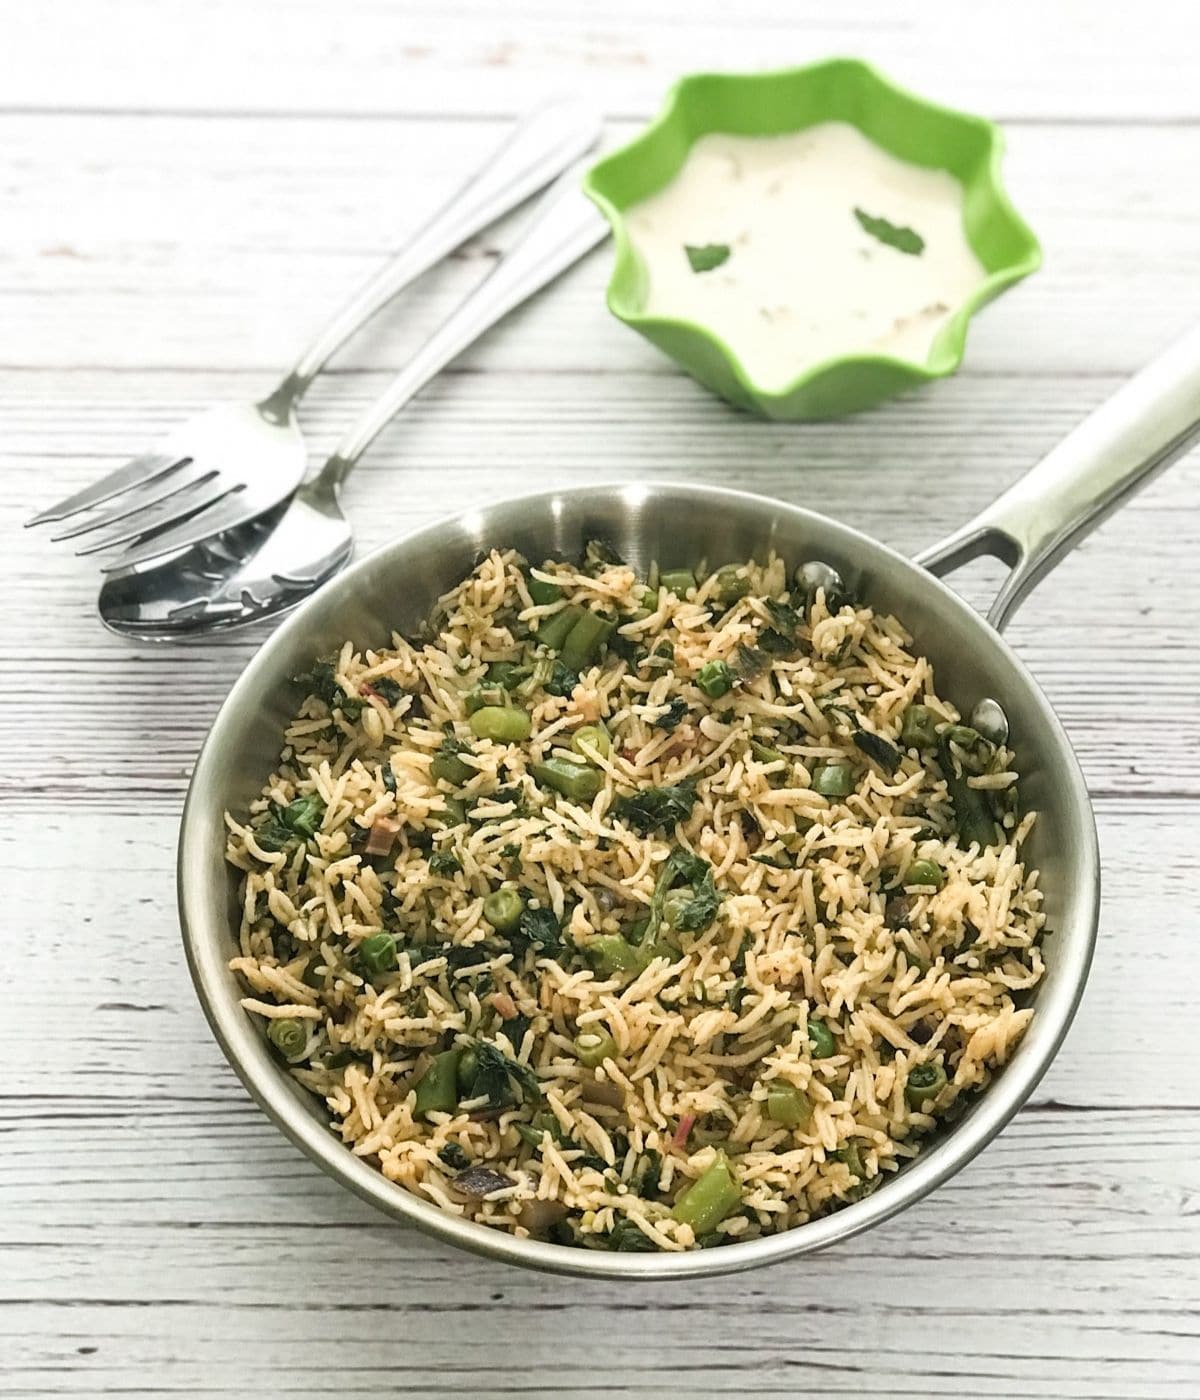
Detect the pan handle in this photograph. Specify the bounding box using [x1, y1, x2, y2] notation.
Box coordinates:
[915, 323, 1200, 631]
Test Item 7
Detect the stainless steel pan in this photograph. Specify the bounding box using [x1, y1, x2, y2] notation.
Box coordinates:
[178, 326, 1200, 1278]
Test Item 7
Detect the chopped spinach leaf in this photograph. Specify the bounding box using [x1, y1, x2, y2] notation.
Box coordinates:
[296, 659, 364, 717]
[544, 660, 580, 698]
[428, 851, 462, 876]
[853, 728, 903, 773]
[438, 1142, 470, 1170]
[516, 904, 562, 954]
[651, 698, 689, 732]
[463, 1039, 541, 1108]
[371, 677, 405, 704]
[615, 781, 697, 835]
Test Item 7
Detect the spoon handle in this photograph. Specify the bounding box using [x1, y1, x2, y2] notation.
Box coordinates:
[269, 99, 601, 408]
[315, 168, 610, 492]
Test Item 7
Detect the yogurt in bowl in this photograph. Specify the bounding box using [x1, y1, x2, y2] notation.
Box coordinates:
[584, 59, 1042, 420]
[624, 123, 989, 393]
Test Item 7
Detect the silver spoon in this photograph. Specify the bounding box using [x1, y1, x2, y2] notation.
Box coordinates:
[100, 170, 610, 641]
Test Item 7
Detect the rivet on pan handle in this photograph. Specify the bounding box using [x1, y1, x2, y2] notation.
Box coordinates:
[916, 323, 1200, 631]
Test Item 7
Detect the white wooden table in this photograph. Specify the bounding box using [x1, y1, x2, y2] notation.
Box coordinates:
[3, 4, 1199, 1396]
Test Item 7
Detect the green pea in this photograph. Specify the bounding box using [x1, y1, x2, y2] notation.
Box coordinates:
[765, 1081, 812, 1127]
[812, 762, 853, 797]
[710, 565, 751, 605]
[660, 568, 696, 596]
[660, 887, 693, 931]
[483, 888, 524, 932]
[905, 859, 945, 890]
[266, 1017, 308, 1059]
[431, 748, 474, 785]
[527, 574, 565, 607]
[531, 758, 603, 803]
[571, 725, 611, 761]
[413, 1048, 462, 1118]
[469, 706, 532, 743]
[900, 703, 939, 749]
[536, 603, 586, 652]
[584, 935, 643, 977]
[696, 660, 734, 698]
[560, 612, 615, 672]
[807, 1019, 836, 1059]
[359, 932, 398, 977]
[671, 1150, 742, 1233]
[456, 1046, 479, 1094]
[905, 1061, 948, 1107]
[573, 1028, 617, 1068]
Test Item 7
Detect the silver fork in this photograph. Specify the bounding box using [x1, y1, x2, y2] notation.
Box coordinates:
[99, 172, 609, 640]
[26, 99, 600, 566]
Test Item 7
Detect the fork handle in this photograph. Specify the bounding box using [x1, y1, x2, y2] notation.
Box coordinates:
[314, 169, 609, 491]
[266, 99, 600, 411]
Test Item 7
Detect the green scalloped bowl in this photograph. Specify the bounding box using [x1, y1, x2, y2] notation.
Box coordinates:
[583, 59, 1042, 420]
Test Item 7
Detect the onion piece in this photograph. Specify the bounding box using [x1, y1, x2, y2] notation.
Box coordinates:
[489, 991, 519, 1021]
[672, 1113, 696, 1148]
[516, 1198, 568, 1235]
[365, 817, 400, 856]
[580, 1078, 625, 1109]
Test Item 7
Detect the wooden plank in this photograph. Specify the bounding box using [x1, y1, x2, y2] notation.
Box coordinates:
[1, 114, 1198, 375]
[4, 0, 1200, 122]
[3, 371, 1199, 801]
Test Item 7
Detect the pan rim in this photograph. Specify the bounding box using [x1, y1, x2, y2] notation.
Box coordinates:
[178, 479, 1100, 1279]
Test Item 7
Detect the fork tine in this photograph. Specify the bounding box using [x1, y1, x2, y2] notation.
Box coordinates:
[49, 460, 218, 543]
[98, 488, 260, 571]
[26, 452, 183, 527]
[75, 483, 237, 558]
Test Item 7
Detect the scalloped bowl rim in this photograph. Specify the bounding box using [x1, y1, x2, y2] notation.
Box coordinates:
[583, 59, 1043, 406]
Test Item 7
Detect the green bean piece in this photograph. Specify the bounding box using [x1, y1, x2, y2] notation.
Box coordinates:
[456, 1046, 479, 1094]
[527, 574, 565, 607]
[695, 660, 734, 698]
[573, 1028, 618, 1068]
[905, 1061, 948, 1107]
[531, 757, 603, 803]
[414, 1048, 462, 1118]
[469, 706, 532, 743]
[638, 587, 659, 610]
[765, 1081, 812, 1127]
[938, 734, 997, 851]
[660, 568, 696, 596]
[483, 887, 524, 933]
[536, 603, 586, 651]
[710, 565, 751, 605]
[571, 725, 611, 761]
[807, 1019, 836, 1059]
[431, 748, 474, 785]
[560, 612, 615, 672]
[465, 684, 508, 715]
[266, 1017, 307, 1058]
[585, 935, 643, 976]
[812, 762, 854, 797]
[486, 661, 527, 691]
[905, 858, 945, 890]
[359, 932, 398, 978]
[670, 1150, 742, 1233]
[900, 703, 939, 749]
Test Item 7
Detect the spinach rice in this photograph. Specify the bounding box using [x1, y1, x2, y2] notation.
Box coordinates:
[225, 546, 1044, 1252]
